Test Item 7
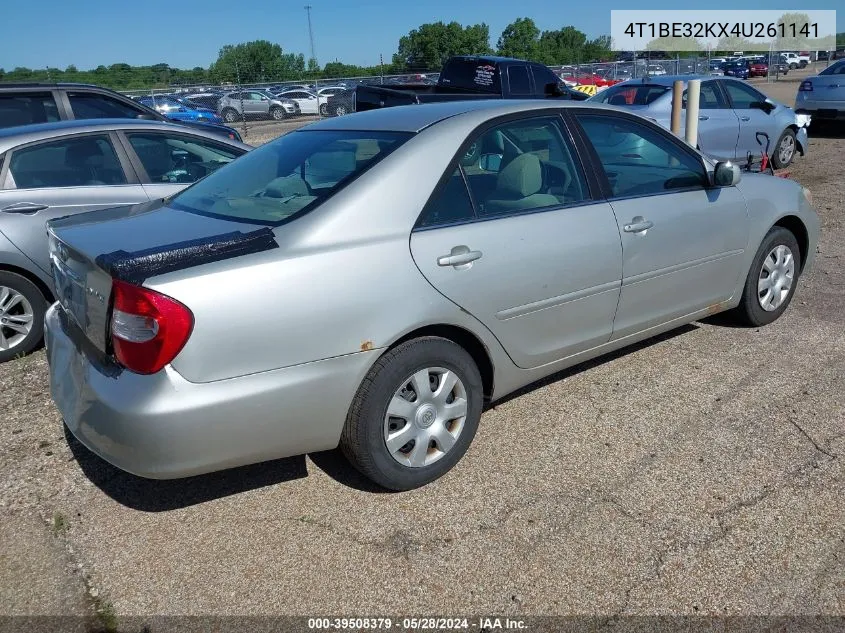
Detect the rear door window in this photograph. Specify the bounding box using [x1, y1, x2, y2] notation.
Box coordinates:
[507, 66, 532, 96]
[68, 92, 149, 120]
[9, 134, 128, 189]
[0, 93, 61, 128]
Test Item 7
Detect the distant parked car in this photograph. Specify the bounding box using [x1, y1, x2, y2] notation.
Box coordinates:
[137, 96, 223, 124]
[217, 90, 300, 122]
[749, 61, 769, 78]
[647, 64, 667, 76]
[273, 89, 323, 115]
[0, 83, 242, 141]
[0, 118, 250, 362]
[795, 59, 845, 124]
[590, 75, 808, 168]
[41, 100, 818, 491]
[723, 60, 750, 79]
[322, 88, 355, 117]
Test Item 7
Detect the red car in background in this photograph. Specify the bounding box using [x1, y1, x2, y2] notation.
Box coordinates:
[559, 72, 621, 87]
[749, 61, 769, 77]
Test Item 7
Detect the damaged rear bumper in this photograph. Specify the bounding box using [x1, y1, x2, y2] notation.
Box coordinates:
[45, 302, 377, 479]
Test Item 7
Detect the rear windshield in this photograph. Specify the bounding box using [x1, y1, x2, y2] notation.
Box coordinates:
[170, 130, 412, 225]
[591, 84, 669, 106]
[439, 59, 501, 93]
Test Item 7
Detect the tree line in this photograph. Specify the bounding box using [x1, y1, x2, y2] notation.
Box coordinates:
[2, 20, 844, 90]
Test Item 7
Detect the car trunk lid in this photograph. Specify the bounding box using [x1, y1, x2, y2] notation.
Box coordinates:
[47, 199, 277, 354]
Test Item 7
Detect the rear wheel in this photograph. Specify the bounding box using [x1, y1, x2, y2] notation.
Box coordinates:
[334, 104, 348, 116]
[733, 226, 801, 327]
[0, 272, 47, 363]
[341, 337, 483, 491]
[772, 128, 797, 169]
[319, 102, 329, 116]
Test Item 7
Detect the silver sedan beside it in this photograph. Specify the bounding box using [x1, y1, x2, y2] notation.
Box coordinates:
[589, 75, 809, 169]
[795, 59, 845, 123]
[44, 100, 818, 491]
[0, 119, 251, 362]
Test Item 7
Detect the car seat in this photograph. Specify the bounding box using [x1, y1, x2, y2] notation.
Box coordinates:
[483, 153, 561, 214]
[65, 139, 114, 185]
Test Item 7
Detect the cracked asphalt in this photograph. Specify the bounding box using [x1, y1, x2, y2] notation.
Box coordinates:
[0, 75, 843, 630]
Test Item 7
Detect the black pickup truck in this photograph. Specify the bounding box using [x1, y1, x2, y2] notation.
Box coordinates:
[354, 56, 588, 112]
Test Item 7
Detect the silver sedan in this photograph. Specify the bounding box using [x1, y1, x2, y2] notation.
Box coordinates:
[589, 75, 809, 168]
[44, 100, 819, 490]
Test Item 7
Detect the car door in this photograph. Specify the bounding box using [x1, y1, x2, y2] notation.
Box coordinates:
[720, 80, 779, 159]
[410, 114, 623, 369]
[0, 132, 146, 275]
[118, 129, 245, 199]
[683, 80, 740, 161]
[246, 91, 270, 117]
[572, 112, 749, 339]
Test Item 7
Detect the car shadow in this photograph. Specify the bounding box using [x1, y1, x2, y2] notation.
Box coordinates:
[65, 425, 308, 512]
[490, 324, 698, 409]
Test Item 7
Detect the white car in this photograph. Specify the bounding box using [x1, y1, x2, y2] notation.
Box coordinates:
[274, 89, 324, 115]
[647, 64, 667, 76]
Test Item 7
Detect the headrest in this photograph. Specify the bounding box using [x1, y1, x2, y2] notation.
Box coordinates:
[496, 153, 543, 198]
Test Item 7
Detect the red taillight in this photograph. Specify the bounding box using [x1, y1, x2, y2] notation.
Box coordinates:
[799, 80, 813, 92]
[110, 280, 193, 375]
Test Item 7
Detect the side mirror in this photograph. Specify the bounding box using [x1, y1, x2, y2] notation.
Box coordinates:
[713, 161, 741, 187]
[750, 100, 775, 114]
[544, 82, 563, 97]
[479, 153, 503, 172]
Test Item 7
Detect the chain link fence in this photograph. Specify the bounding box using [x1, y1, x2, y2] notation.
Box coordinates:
[121, 55, 805, 137]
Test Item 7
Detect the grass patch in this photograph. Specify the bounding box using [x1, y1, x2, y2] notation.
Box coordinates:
[92, 597, 118, 633]
[52, 512, 69, 535]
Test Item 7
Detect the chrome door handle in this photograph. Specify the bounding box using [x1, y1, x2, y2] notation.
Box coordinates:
[623, 219, 654, 233]
[740, 115, 751, 121]
[698, 115, 710, 121]
[1, 202, 49, 214]
[437, 247, 482, 267]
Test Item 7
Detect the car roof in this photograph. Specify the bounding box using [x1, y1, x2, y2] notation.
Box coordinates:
[299, 100, 609, 133]
[0, 118, 249, 152]
[617, 74, 728, 87]
[0, 82, 111, 91]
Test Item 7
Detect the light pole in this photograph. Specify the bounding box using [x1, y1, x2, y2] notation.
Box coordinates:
[304, 5, 318, 101]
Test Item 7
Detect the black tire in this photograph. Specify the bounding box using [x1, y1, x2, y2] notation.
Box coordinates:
[319, 102, 329, 116]
[0, 271, 47, 363]
[771, 128, 797, 169]
[270, 107, 286, 120]
[733, 226, 801, 327]
[340, 337, 484, 491]
[221, 108, 239, 123]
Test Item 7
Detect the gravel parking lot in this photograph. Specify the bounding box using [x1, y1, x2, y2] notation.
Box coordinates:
[1, 72, 842, 631]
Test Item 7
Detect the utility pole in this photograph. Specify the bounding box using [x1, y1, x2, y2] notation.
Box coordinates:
[305, 5, 317, 67]
[305, 5, 318, 101]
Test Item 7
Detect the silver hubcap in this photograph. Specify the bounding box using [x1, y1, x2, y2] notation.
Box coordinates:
[0, 286, 34, 351]
[383, 367, 468, 468]
[779, 135, 795, 165]
[758, 245, 795, 311]
[336, 106, 347, 116]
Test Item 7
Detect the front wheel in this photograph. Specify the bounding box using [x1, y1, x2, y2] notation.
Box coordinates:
[334, 104, 348, 116]
[319, 102, 328, 116]
[733, 226, 801, 327]
[340, 337, 483, 491]
[0, 272, 47, 363]
[772, 128, 797, 169]
[270, 107, 286, 120]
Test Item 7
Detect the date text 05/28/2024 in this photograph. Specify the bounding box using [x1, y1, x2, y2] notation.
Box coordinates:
[307, 617, 528, 630]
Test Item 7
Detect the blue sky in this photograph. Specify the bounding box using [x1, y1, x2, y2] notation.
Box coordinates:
[2, 0, 843, 70]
